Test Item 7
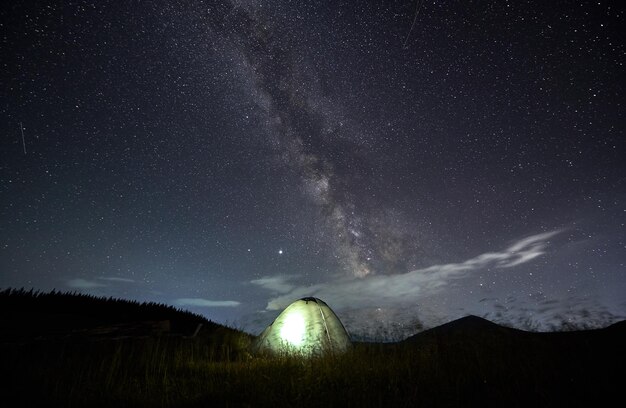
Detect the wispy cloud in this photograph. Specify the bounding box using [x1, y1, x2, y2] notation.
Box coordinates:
[250, 275, 297, 293]
[253, 231, 562, 311]
[67, 278, 107, 289]
[175, 298, 241, 307]
[476, 293, 625, 332]
[67, 276, 135, 289]
[98, 277, 135, 283]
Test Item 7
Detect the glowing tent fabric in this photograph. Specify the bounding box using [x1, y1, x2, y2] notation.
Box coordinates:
[253, 297, 351, 356]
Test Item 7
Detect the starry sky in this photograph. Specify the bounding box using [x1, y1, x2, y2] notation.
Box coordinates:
[2, 0, 624, 339]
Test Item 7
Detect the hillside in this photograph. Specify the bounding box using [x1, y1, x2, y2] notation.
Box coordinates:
[1, 289, 624, 407]
[394, 314, 626, 406]
[0, 288, 248, 341]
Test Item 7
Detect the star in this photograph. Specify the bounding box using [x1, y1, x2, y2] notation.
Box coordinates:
[0, 0, 623, 338]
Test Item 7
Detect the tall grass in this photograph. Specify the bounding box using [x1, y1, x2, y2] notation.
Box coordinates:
[1, 290, 622, 406]
[3, 327, 622, 407]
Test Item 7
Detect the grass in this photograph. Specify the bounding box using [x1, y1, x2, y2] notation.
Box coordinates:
[1, 290, 623, 407]
[3, 330, 623, 407]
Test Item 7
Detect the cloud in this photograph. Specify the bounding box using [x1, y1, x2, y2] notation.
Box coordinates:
[98, 277, 135, 283]
[67, 278, 107, 289]
[175, 298, 241, 308]
[477, 293, 625, 332]
[249, 275, 297, 293]
[67, 277, 135, 289]
[253, 231, 562, 311]
[497, 231, 559, 267]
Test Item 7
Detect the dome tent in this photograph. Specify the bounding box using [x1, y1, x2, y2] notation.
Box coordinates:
[253, 297, 351, 356]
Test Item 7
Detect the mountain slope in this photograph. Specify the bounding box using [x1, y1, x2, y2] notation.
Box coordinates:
[0, 288, 245, 340]
[395, 314, 625, 406]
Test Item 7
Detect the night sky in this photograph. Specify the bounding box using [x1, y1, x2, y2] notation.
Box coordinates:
[2, 0, 624, 339]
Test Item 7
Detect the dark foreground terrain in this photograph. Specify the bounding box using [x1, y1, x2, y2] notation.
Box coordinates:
[1, 289, 624, 407]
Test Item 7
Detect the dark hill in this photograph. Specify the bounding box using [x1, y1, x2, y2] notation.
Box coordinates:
[403, 313, 626, 342]
[399, 315, 525, 362]
[0, 288, 248, 342]
[606, 319, 626, 331]
[402, 313, 626, 360]
[393, 314, 626, 407]
[403, 315, 518, 341]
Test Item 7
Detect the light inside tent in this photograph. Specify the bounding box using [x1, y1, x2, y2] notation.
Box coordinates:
[280, 311, 305, 346]
[253, 297, 352, 356]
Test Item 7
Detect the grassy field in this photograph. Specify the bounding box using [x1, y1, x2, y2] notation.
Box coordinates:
[1, 289, 623, 407]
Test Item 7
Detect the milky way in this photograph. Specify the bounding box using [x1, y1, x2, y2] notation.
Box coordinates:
[216, 3, 422, 279]
[1, 0, 624, 338]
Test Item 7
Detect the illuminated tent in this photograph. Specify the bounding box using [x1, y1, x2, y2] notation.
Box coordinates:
[253, 297, 351, 356]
